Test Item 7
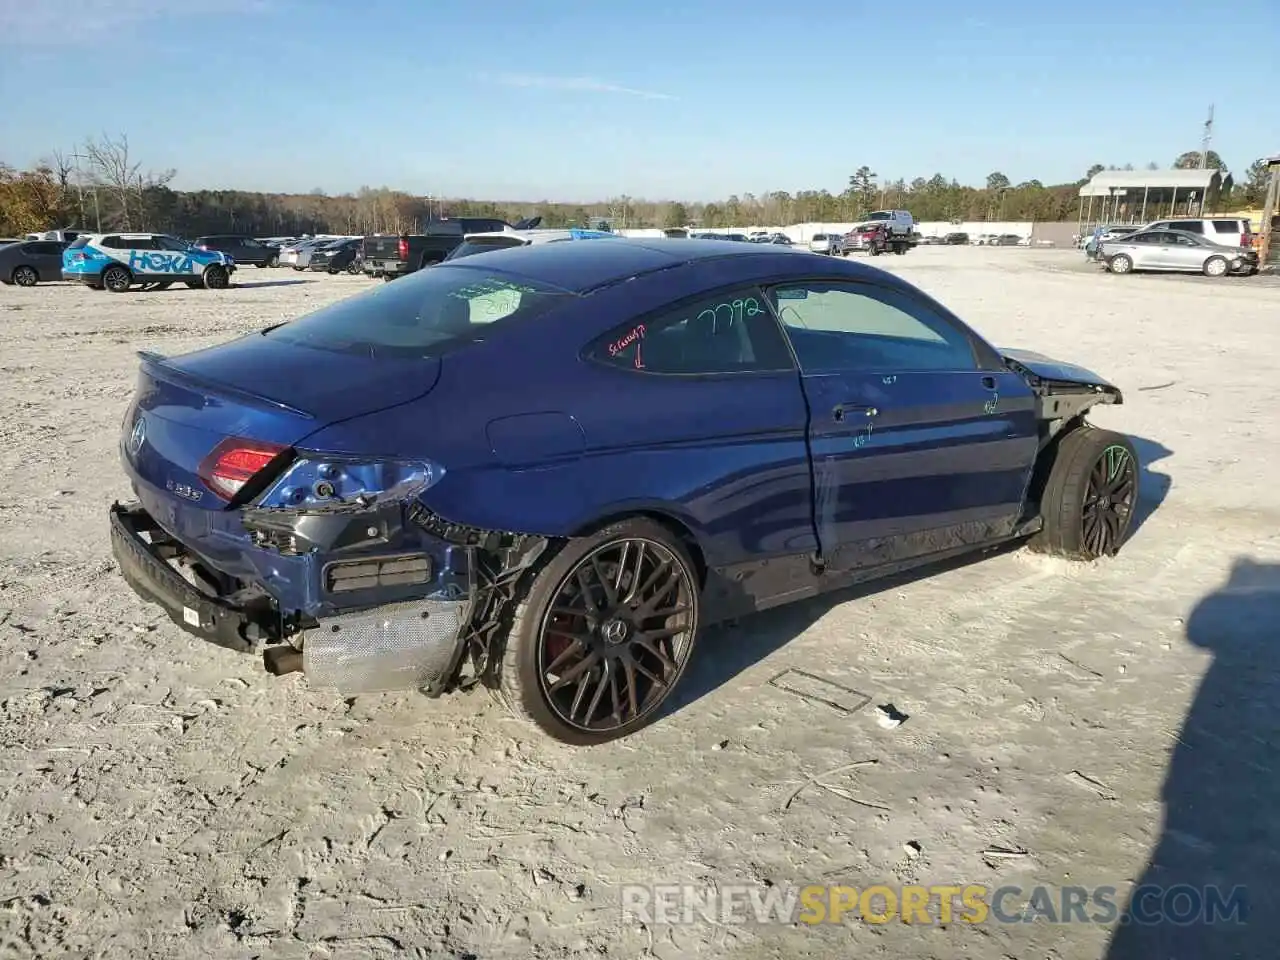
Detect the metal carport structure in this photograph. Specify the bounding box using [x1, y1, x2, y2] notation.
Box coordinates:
[1076, 168, 1232, 237]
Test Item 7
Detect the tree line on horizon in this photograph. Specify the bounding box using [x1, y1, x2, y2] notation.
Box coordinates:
[1, 135, 1273, 239]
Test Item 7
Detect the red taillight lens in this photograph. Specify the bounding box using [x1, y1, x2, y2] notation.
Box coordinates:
[398, 237, 409, 260]
[197, 437, 289, 500]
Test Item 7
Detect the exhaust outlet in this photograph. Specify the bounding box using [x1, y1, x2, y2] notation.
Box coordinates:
[302, 598, 469, 695]
[263, 645, 303, 676]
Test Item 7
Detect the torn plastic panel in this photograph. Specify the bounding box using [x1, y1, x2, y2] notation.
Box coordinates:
[243, 489, 551, 697]
[1004, 354, 1123, 453]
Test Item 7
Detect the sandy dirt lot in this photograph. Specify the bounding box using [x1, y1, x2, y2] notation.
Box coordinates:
[1, 248, 1277, 959]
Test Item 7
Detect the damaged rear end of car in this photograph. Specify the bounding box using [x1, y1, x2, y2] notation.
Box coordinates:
[110, 262, 575, 699]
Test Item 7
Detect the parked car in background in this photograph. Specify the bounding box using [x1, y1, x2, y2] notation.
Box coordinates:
[1084, 225, 1142, 259]
[293, 237, 353, 271]
[769, 234, 793, 245]
[0, 237, 23, 246]
[807, 233, 843, 255]
[194, 235, 281, 268]
[308, 237, 363, 274]
[63, 233, 236, 292]
[993, 234, 1023, 246]
[0, 238, 68, 286]
[24, 229, 84, 243]
[443, 227, 619, 262]
[1100, 227, 1259, 277]
[279, 239, 325, 268]
[943, 232, 970, 245]
[107, 237, 1141, 745]
[362, 217, 537, 280]
[1142, 217, 1254, 249]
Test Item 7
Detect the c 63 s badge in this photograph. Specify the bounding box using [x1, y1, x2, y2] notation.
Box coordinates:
[166, 479, 204, 503]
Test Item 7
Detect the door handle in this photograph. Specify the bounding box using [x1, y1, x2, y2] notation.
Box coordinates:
[980, 376, 997, 390]
[832, 403, 878, 423]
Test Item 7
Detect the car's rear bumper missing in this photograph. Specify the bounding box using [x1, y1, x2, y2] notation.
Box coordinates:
[109, 500, 476, 695]
[109, 501, 268, 653]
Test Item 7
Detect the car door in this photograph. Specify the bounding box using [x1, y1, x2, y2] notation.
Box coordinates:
[763, 278, 1039, 574]
[26, 241, 65, 279]
[1135, 231, 1177, 269]
[1166, 233, 1210, 271]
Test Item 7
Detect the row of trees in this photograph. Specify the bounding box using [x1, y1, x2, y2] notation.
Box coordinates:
[1, 135, 1274, 239]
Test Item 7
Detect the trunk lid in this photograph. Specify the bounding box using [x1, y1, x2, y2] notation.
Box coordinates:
[124, 336, 441, 509]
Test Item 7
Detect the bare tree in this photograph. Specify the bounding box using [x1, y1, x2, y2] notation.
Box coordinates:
[80, 132, 176, 230]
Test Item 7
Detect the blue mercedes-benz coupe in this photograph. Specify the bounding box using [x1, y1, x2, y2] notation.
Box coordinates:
[110, 238, 1139, 744]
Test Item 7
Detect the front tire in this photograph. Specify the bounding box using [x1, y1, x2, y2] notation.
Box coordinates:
[202, 264, 230, 289]
[499, 518, 701, 745]
[12, 265, 38, 286]
[102, 265, 132, 293]
[1030, 425, 1139, 560]
[1203, 255, 1228, 278]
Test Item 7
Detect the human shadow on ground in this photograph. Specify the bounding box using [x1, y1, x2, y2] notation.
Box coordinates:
[667, 433, 1173, 723]
[1105, 558, 1280, 958]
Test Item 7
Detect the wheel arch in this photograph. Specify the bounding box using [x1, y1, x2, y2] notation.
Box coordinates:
[569, 507, 708, 588]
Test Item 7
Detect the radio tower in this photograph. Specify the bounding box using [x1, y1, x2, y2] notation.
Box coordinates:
[1200, 105, 1214, 168]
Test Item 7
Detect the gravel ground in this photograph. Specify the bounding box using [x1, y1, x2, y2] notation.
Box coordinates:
[1, 248, 1277, 960]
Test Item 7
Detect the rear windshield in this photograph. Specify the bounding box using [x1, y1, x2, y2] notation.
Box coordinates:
[446, 237, 527, 261]
[67, 236, 90, 249]
[263, 264, 572, 359]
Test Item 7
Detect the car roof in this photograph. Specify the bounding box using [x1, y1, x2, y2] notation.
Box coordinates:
[437, 237, 886, 295]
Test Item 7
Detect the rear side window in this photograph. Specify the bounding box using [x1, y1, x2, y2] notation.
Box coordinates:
[588, 286, 795, 375]
[100, 236, 127, 248]
[264, 265, 572, 359]
[1167, 221, 1203, 233]
[1211, 220, 1242, 233]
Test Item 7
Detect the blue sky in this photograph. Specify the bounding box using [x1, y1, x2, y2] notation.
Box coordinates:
[1, 0, 1276, 201]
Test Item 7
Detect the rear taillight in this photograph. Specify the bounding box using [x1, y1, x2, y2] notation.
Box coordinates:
[398, 237, 409, 260]
[197, 437, 290, 501]
[1241, 233, 1252, 247]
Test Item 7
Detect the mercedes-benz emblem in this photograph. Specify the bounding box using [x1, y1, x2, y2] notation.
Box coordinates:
[602, 619, 629, 644]
[128, 416, 146, 456]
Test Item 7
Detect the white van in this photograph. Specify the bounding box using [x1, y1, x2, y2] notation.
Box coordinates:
[1143, 217, 1254, 248]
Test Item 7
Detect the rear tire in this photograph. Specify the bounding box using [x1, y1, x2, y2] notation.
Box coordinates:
[12, 265, 38, 286]
[498, 517, 701, 745]
[1203, 256, 1228, 278]
[102, 265, 132, 293]
[202, 264, 230, 290]
[1107, 254, 1132, 274]
[1029, 425, 1139, 560]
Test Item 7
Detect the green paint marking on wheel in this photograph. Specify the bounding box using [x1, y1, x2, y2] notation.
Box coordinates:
[1103, 444, 1129, 483]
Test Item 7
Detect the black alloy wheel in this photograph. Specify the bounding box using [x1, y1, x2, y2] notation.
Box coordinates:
[500, 518, 701, 744]
[1081, 442, 1137, 557]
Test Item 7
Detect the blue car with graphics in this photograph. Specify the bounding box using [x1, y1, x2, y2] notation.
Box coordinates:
[108, 238, 1141, 745]
[63, 232, 236, 292]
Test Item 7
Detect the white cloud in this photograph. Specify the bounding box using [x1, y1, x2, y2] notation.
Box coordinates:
[0, 0, 272, 46]
[479, 72, 677, 101]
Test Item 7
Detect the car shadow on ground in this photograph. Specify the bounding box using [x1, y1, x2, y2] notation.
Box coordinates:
[231, 279, 312, 289]
[1104, 558, 1280, 958]
[666, 433, 1173, 722]
[1129, 436, 1172, 537]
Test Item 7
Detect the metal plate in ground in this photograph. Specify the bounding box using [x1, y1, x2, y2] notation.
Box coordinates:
[767, 668, 871, 715]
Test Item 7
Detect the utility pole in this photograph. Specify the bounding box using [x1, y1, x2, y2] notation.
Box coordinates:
[1200, 105, 1214, 169]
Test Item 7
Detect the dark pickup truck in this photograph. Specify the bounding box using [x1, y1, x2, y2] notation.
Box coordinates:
[362, 216, 541, 280]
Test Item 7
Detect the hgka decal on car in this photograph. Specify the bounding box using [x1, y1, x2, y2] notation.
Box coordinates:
[129, 251, 196, 273]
